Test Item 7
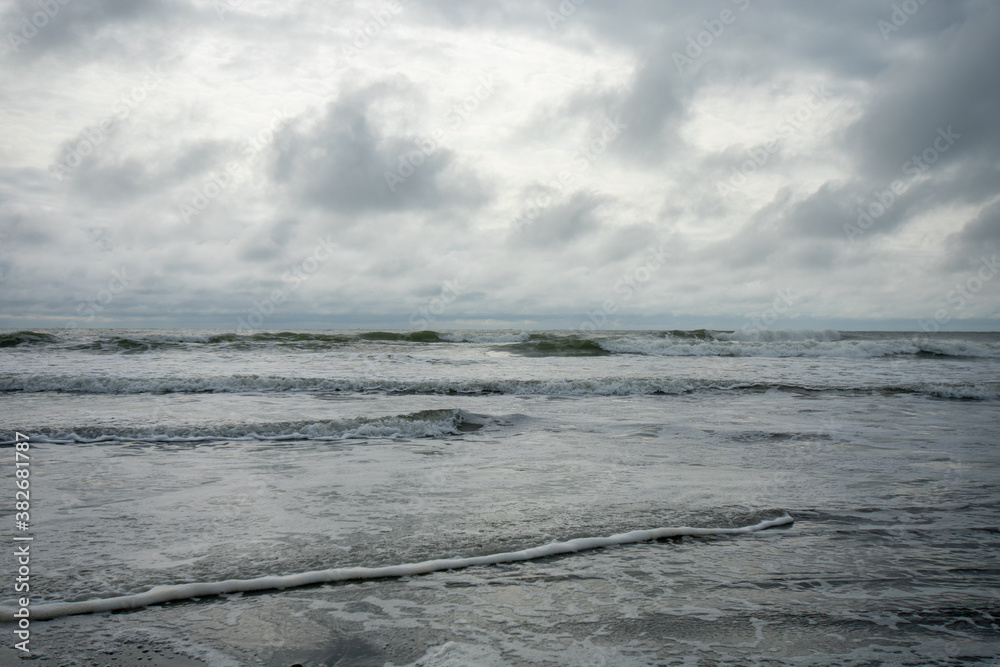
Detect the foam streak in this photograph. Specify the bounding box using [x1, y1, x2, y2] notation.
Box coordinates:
[0, 515, 792, 621]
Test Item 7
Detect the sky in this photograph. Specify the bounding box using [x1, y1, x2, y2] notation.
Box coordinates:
[1, 0, 998, 331]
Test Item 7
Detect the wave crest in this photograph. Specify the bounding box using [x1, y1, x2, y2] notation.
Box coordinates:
[2, 374, 996, 400]
[7, 409, 480, 444]
[714, 329, 842, 343]
[0, 331, 58, 347]
[0, 515, 793, 621]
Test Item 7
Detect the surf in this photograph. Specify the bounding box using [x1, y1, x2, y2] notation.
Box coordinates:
[0, 515, 793, 622]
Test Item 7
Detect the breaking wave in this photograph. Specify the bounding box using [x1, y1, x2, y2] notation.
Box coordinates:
[593, 331, 1000, 358]
[2, 374, 996, 400]
[4, 409, 482, 445]
[506, 335, 610, 357]
[356, 330, 444, 342]
[0, 330, 59, 347]
[713, 329, 842, 342]
[439, 331, 531, 344]
[4, 329, 998, 358]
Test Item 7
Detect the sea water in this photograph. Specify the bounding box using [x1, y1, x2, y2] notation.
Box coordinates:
[0, 328, 998, 665]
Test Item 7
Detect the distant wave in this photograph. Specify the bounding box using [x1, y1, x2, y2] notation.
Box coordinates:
[439, 331, 531, 344]
[3, 330, 441, 353]
[467, 330, 999, 359]
[2, 374, 997, 400]
[70, 331, 353, 353]
[3, 329, 999, 358]
[506, 335, 610, 357]
[0, 515, 793, 621]
[713, 329, 842, 342]
[357, 330, 444, 342]
[596, 334, 1000, 359]
[2, 409, 481, 445]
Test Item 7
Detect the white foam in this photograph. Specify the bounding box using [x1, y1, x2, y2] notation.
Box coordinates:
[921, 383, 1000, 400]
[713, 329, 842, 343]
[402, 641, 509, 667]
[1, 374, 997, 400]
[438, 331, 531, 344]
[596, 336, 1000, 358]
[0, 515, 793, 622]
[16, 410, 471, 444]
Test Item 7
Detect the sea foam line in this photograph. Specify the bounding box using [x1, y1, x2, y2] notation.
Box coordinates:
[0, 515, 792, 621]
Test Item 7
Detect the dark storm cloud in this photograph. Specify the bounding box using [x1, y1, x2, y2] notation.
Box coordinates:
[644, 0, 1000, 267]
[592, 222, 662, 265]
[778, 182, 860, 239]
[509, 191, 606, 249]
[612, 45, 691, 165]
[703, 187, 793, 269]
[533, 1, 888, 165]
[0, 168, 66, 248]
[2, 0, 196, 62]
[270, 80, 491, 215]
[774, 178, 929, 243]
[843, 2, 1000, 182]
[946, 200, 1000, 270]
[65, 138, 232, 202]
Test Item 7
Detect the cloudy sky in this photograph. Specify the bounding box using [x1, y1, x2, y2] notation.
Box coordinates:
[1, 0, 998, 331]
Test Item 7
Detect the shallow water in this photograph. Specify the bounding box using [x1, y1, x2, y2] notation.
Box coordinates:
[1, 328, 998, 664]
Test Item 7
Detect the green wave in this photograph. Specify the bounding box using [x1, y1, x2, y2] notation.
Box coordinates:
[505, 336, 610, 357]
[666, 329, 730, 340]
[357, 330, 444, 342]
[0, 331, 59, 348]
[61, 330, 450, 353]
[73, 338, 183, 353]
[248, 332, 351, 344]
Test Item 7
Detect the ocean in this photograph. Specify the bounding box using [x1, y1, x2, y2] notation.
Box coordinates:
[1, 327, 998, 666]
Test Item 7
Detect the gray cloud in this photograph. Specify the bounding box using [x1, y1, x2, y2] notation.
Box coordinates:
[509, 191, 607, 249]
[1, 0, 999, 328]
[271, 81, 491, 215]
[843, 4, 1000, 187]
[947, 199, 1000, 270]
[2, 0, 197, 63]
